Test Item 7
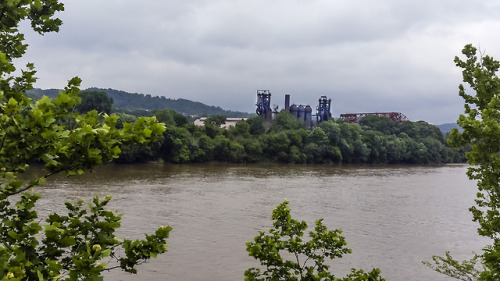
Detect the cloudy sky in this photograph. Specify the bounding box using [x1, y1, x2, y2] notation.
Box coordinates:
[17, 0, 500, 124]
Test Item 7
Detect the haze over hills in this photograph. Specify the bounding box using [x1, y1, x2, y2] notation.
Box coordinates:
[27, 88, 252, 118]
[435, 123, 462, 133]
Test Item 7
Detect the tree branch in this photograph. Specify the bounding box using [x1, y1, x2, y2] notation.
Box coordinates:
[7, 168, 63, 196]
[2, 241, 14, 252]
[294, 252, 303, 278]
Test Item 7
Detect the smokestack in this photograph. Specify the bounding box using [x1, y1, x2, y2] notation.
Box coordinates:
[285, 94, 290, 111]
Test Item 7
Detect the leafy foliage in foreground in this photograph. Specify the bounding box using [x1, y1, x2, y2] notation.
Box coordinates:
[245, 200, 384, 281]
[424, 252, 481, 281]
[0, 0, 170, 279]
[425, 45, 500, 280]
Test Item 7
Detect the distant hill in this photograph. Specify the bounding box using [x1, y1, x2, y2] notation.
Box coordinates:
[436, 123, 462, 133]
[27, 88, 252, 117]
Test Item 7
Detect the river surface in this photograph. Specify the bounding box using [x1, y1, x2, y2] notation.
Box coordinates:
[35, 163, 487, 281]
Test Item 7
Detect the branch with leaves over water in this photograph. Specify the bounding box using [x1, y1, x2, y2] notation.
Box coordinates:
[245, 200, 385, 281]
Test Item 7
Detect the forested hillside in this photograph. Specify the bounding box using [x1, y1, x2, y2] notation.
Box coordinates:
[27, 88, 252, 117]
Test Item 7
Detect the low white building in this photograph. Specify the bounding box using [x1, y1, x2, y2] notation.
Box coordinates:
[193, 117, 247, 129]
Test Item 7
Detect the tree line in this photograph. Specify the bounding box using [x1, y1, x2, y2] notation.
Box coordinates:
[111, 107, 467, 165]
[29, 86, 468, 166]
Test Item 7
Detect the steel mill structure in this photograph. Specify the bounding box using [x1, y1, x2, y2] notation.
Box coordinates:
[255, 90, 273, 121]
[316, 95, 332, 123]
[339, 112, 408, 123]
[255, 90, 408, 128]
[256, 90, 332, 129]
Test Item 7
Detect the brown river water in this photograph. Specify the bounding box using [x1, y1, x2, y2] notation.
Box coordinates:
[34, 163, 487, 281]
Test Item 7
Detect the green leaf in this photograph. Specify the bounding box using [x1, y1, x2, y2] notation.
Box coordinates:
[8, 230, 18, 239]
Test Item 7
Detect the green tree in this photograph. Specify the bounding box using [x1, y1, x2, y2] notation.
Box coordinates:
[303, 143, 327, 163]
[204, 114, 227, 127]
[405, 139, 428, 164]
[306, 127, 329, 146]
[0, 1, 171, 280]
[398, 120, 443, 142]
[229, 119, 251, 139]
[245, 200, 385, 281]
[385, 135, 407, 163]
[247, 116, 267, 135]
[359, 115, 396, 135]
[426, 44, 500, 280]
[286, 129, 308, 149]
[195, 134, 215, 161]
[361, 130, 388, 163]
[261, 132, 291, 162]
[204, 122, 222, 139]
[318, 120, 341, 146]
[212, 135, 245, 162]
[304, 128, 330, 163]
[271, 111, 306, 132]
[160, 126, 192, 163]
[75, 90, 113, 114]
[238, 138, 263, 163]
[287, 145, 307, 163]
[420, 137, 444, 163]
[115, 112, 138, 129]
[337, 121, 368, 163]
[152, 109, 188, 127]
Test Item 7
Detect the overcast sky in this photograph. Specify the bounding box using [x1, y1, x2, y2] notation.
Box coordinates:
[17, 0, 500, 124]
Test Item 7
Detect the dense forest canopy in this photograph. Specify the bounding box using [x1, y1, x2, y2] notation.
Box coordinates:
[113, 109, 467, 164]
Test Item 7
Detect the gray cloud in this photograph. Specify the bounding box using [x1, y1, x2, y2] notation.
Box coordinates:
[16, 0, 500, 124]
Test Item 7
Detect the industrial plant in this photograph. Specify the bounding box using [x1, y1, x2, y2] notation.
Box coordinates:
[255, 90, 408, 128]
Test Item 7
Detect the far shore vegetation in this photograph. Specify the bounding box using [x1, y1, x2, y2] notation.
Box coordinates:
[29, 88, 467, 166]
[108, 103, 468, 165]
[40, 88, 466, 165]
